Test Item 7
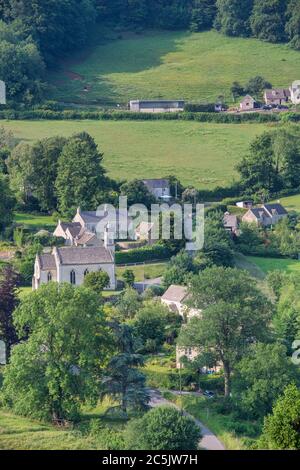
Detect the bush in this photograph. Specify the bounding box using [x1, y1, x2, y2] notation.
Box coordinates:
[125, 406, 202, 450]
[115, 244, 172, 264]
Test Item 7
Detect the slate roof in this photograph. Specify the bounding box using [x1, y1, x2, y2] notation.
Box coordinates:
[131, 100, 185, 109]
[142, 179, 170, 190]
[38, 253, 56, 270]
[61, 222, 82, 238]
[161, 285, 188, 303]
[264, 203, 288, 216]
[248, 208, 269, 220]
[55, 246, 113, 265]
[264, 88, 290, 101]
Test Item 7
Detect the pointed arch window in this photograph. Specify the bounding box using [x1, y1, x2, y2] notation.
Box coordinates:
[84, 269, 89, 277]
[70, 270, 76, 285]
[47, 272, 52, 282]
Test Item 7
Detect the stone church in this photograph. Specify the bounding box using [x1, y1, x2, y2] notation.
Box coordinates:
[33, 228, 116, 290]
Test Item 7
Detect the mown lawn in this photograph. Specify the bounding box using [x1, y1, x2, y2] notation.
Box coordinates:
[1, 120, 268, 189]
[14, 212, 56, 230]
[117, 262, 167, 282]
[246, 256, 300, 274]
[48, 29, 300, 105]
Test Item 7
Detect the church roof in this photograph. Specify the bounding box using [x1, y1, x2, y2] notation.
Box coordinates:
[55, 246, 113, 265]
[38, 253, 56, 270]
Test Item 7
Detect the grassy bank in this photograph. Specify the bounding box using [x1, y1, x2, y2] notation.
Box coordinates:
[48, 29, 300, 106]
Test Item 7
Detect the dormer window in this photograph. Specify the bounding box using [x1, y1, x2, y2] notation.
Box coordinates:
[70, 270, 76, 285]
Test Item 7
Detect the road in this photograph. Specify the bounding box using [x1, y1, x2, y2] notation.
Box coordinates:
[149, 389, 225, 451]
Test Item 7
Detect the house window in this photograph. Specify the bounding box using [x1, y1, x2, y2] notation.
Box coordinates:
[47, 272, 52, 282]
[70, 270, 76, 285]
[84, 269, 89, 277]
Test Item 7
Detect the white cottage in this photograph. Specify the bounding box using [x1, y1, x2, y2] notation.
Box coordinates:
[290, 81, 300, 105]
[33, 243, 116, 291]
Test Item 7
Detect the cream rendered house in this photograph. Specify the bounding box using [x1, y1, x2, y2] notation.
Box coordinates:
[161, 285, 201, 368]
[290, 81, 300, 105]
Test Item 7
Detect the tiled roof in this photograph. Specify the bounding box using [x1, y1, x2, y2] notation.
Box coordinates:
[61, 222, 82, 237]
[223, 213, 238, 229]
[161, 285, 188, 303]
[55, 246, 113, 265]
[38, 253, 56, 270]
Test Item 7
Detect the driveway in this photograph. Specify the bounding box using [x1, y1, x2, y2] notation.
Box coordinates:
[149, 389, 225, 451]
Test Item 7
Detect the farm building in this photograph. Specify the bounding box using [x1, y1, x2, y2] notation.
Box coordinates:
[129, 100, 185, 113]
[240, 95, 256, 111]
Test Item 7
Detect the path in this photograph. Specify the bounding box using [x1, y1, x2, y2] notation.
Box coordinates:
[149, 389, 225, 451]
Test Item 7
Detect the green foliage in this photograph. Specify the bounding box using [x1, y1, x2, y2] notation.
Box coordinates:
[237, 127, 300, 194]
[13, 242, 42, 286]
[233, 343, 298, 419]
[55, 132, 109, 217]
[250, 0, 287, 43]
[179, 266, 273, 396]
[1, 283, 112, 422]
[274, 273, 300, 350]
[0, 20, 45, 104]
[131, 301, 174, 353]
[115, 287, 141, 320]
[0, 264, 20, 361]
[0, 173, 15, 235]
[214, 0, 254, 37]
[125, 405, 201, 450]
[120, 179, 156, 208]
[83, 271, 110, 295]
[286, 0, 300, 50]
[115, 244, 172, 264]
[102, 322, 149, 414]
[121, 269, 135, 287]
[163, 250, 196, 288]
[260, 384, 300, 449]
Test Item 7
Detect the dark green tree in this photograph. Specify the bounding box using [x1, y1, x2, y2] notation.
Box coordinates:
[1, 283, 112, 422]
[260, 384, 300, 449]
[102, 322, 149, 415]
[178, 267, 272, 396]
[55, 132, 109, 218]
[83, 270, 110, 295]
[0, 265, 20, 362]
[250, 0, 287, 43]
[120, 179, 156, 208]
[233, 343, 298, 418]
[0, 173, 15, 235]
[122, 269, 135, 287]
[286, 0, 300, 50]
[214, 0, 254, 37]
[190, 0, 217, 32]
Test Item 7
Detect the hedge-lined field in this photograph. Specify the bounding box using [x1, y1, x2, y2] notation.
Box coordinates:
[48, 29, 300, 106]
[1, 120, 268, 189]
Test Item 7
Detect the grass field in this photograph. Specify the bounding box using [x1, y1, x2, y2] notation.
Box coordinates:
[271, 194, 300, 213]
[246, 256, 300, 274]
[49, 29, 300, 106]
[117, 262, 167, 282]
[1, 120, 269, 188]
[14, 212, 56, 230]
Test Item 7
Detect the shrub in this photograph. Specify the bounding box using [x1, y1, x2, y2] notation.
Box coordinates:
[125, 406, 202, 450]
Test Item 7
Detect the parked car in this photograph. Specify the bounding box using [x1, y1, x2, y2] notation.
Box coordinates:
[203, 390, 215, 399]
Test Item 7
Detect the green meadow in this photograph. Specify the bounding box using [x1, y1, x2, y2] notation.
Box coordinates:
[1, 120, 269, 189]
[246, 256, 300, 274]
[49, 29, 300, 106]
